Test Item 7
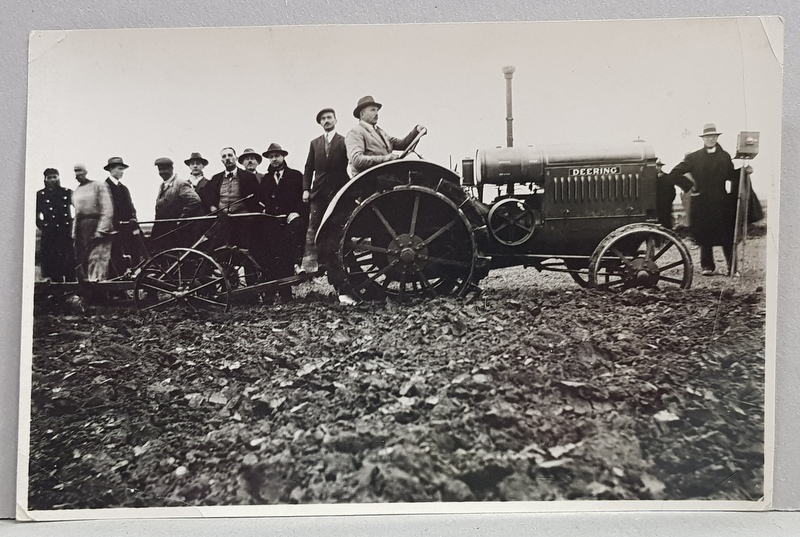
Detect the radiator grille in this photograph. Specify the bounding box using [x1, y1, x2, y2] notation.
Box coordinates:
[552, 174, 640, 203]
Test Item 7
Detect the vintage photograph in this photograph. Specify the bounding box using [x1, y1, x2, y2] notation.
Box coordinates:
[18, 18, 780, 518]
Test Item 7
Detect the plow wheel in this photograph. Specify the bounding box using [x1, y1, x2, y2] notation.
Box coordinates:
[133, 248, 231, 312]
[337, 186, 477, 301]
[588, 223, 693, 291]
[212, 246, 262, 289]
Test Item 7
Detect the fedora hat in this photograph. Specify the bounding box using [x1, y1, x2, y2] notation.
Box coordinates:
[262, 143, 288, 158]
[316, 107, 336, 124]
[699, 123, 722, 137]
[184, 152, 209, 166]
[238, 148, 263, 164]
[353, 96, 382, 118]
[103, 156, 129, 171]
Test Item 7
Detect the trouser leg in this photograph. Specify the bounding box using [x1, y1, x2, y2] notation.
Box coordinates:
[109, 238, 126, 278]
[58, 229, 77, 282]
[723, 244, 733, 274]
[286, 217, 305, 267]
[700, 245, 715, 271]
[39, 231, 57, 281]
[302, 199, 326, 271]
[87, 238, 112, 282]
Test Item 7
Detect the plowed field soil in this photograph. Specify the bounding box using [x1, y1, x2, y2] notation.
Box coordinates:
[25, 233, 768, 509]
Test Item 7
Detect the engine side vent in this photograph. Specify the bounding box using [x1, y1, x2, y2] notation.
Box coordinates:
[552, 173, 641, 203]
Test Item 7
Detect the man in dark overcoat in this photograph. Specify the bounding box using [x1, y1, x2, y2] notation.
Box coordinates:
[184, 152, 213, 214]
[259, 143, 305, 301]
[103, 156, 146, 277]
[668, 123, 752, 275]
[301, 107, 350, 272]
[36, 168, 76, 282]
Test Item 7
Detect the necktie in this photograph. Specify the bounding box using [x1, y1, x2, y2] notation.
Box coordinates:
[324, 134, 330, 157]
[375, 127, 389, 150]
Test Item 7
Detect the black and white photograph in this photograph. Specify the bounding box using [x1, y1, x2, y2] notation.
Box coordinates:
[18, 17, 781, 519]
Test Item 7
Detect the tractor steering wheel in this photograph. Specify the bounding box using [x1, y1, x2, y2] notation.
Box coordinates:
[398, 127, 427, 159]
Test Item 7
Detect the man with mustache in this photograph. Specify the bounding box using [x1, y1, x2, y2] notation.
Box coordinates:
[151, 157, 203, 250]
[301, 108, 349, 273]
[259, 143, 305, 301]
[238, 148, 265, 184]
[345, 95, 426, 176]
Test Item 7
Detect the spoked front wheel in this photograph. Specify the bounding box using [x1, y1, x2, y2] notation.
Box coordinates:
[588, 224, 693, 291]
[133, 248, 231, 312]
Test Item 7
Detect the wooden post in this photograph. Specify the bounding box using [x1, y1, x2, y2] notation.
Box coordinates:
[730, 162, 750, 276]
[731, 131, 759, 277]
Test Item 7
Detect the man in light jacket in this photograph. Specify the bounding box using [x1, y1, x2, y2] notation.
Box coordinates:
[151, 157, 203, 250]
[345, 95, 425, 177]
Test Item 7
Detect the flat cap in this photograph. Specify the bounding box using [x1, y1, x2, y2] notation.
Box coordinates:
[316, 107, 336, 124]
[154, 157, 174, 167]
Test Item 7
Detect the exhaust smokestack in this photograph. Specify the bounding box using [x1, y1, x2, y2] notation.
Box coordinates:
[502, 66, 515, 148]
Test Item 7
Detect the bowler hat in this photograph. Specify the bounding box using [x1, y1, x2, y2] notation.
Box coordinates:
[316, 107, 336, 124]
[154, 157, 174, 168]
[699, 123, 722, 137]
[238, 148, 263, 165]
[262, 143, 288, 158]
[353, 96, 382, 118]
[103, 156, 130, 171]
[184, 152, 209, 166]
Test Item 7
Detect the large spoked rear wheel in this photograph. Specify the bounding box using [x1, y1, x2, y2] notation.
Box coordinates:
[337, 186, 477, 301]
[133, 248, 231, 312]
[588, 224, 693, 291]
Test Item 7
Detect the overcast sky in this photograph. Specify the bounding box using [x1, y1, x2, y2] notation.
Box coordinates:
[25, 18, 782, 221]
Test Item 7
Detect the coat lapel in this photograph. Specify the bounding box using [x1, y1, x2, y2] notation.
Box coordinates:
[331, 133, 344, 152]
[372, 127, 389, 150]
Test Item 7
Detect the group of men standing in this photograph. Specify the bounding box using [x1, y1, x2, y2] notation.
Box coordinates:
[35, 106, 757, 296]
[35, 95, 425, 301]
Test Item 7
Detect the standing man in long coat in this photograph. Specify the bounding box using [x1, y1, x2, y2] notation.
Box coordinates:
[259, 143, 305, 301]
[36, 168, 76, 282]
[102, 156, 145, 276]
[668, 123, 752, 276]
[301, 107, 350, 272]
